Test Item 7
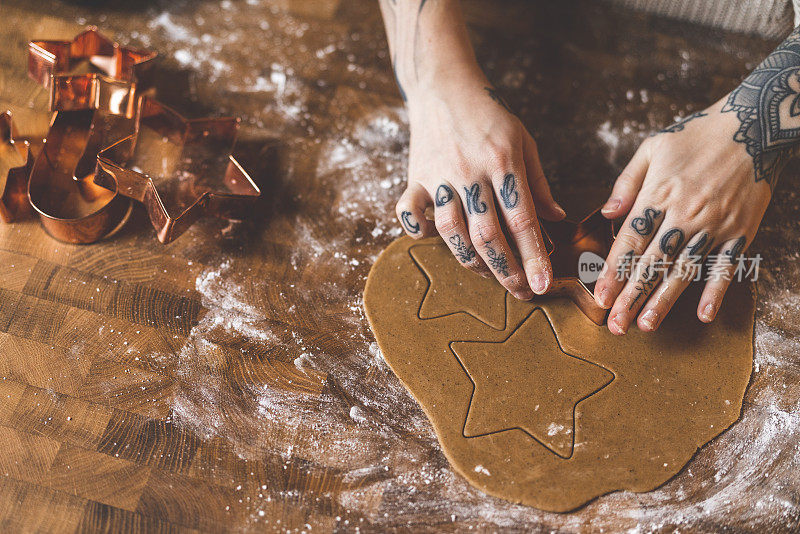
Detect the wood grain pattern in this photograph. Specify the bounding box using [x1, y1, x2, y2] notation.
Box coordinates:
[0, 0, 796, 532]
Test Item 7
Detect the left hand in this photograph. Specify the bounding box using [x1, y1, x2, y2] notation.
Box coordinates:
[593, 96, 772, 334]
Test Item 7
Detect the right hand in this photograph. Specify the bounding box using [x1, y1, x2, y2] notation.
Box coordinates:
[396, 71, 566, 300]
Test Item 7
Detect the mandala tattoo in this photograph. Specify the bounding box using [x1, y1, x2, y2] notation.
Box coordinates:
[722, 26, 800, 190]
[655, 111, 708, 135]
[449, 234, 476, 264]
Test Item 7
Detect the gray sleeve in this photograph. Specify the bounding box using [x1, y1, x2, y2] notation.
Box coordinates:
[609, 0, 794, 38]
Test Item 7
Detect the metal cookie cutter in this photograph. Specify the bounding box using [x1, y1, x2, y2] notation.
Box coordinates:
[96, 97, 261, 244]
[539, 209, 615, 325]
[29, 27, 156, 117]
[26, 28, 156, 243]
[0, 111, 34, 223]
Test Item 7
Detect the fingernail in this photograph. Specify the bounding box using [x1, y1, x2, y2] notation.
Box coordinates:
[602, 198, 621, 214]
[531, 273, 550, 294]
[700, 303, 715, 322]
[514, 289, 535, 301]
[610, 314, 627, 335]
[596, 286, 612, 308]
[640, 309, 659, 331]
[555, 204, 567, 218]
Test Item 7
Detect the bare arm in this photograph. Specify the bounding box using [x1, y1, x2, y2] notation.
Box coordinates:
[595, 26, 800, 334]
[379, 0, 565, 300]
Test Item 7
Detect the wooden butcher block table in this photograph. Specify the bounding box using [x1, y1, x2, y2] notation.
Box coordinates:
[0, 1, 798, 532]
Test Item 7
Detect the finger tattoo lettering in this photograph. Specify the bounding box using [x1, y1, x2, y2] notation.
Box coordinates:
[463, 183, 488, 215]
[725, 236, 747, 264]
[659, 228, 686, 257]
[435, 184, 454, 207]
[401, 211, 420, 234]
[499, 173, 519, 209]
[631, 208, 662, 236]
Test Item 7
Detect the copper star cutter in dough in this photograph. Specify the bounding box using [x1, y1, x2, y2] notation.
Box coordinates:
[95, 97, 261, 244]
[538, 209, 615, 325]
[0, 111, 34, 223]
[26, 27, 156, 243]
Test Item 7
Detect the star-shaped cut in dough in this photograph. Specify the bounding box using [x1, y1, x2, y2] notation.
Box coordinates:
[410, 244, 508, 329]
[451, 308, 614, 458]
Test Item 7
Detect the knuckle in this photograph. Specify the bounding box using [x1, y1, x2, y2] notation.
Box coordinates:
[486, 143, 512, 170]
[507, 210, 538, 235]
[472, 222, 502, 244]
[614, 232, 644, 253]
[435, 213, 461, 235]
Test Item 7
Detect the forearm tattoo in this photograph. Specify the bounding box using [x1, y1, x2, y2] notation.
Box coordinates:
[483, 241, 509, 277]
[630, 208, 662, 236]
[499, 173, 519, 209]
[449, 234, 477, 264]
[435, 184, 454, 207]
[659, 228, 685, 257]
[654, 111, 708, 135]
[463, 183, 488, 215]
[722, 25, 800, 190]
[401, 211, 420, 233]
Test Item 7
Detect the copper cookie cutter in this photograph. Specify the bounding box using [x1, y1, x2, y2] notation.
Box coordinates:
[29, 27, 156, 117]
[96, 97, 261, 244]
[0, 111, 34, 223]
[25, 28, 156, 243]
[538, 209, 615, 325]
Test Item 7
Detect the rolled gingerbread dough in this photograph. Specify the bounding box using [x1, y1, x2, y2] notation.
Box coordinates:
[363, 236, 755, 512]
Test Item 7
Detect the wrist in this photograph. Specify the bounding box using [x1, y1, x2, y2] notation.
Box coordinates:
[405, 60, 486, 111]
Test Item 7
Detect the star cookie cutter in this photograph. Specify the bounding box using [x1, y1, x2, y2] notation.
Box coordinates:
[29, 27, 156, 118]
[24, 28, 155, 243]
[95, 97, 261, 244]
[538, 209, 615, 325]
[28, 109, 133, 244]
[0, 111, 34, 223]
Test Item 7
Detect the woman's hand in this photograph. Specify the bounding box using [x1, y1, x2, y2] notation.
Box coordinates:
[396, 71, 566, 300]
[594, 96, 773, 334]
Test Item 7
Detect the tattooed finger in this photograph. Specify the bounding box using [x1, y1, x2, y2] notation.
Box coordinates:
[460, 180, 532, 300]
[491, 168, 552, 295]
[396, 183, 434, 239]
[594, 204, 665, 309]
[636, 231, 715, 332]
[433, 181, 490, 276]
[606, 222, 687, 335]
[697, 235, 750, 323]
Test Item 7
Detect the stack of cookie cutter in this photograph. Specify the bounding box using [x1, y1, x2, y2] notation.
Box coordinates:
[538, 209, 615, 325]
[0, 111, 34, 223]
[1, 27, 261, 244]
